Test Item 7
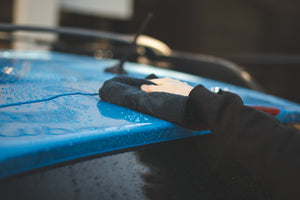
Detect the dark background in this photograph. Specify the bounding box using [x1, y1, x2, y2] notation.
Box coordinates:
[1, 0, 300, 102]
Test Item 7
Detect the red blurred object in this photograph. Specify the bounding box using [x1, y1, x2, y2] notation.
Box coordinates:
[252, 106, 281, 116]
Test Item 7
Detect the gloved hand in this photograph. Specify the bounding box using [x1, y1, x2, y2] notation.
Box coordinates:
[99, 75, 192, 124]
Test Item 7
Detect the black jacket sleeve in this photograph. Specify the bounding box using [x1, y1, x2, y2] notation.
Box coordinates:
[189, 85, 300, 199]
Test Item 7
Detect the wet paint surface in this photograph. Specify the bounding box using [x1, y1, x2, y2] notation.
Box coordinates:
[1, 50, 300, 179]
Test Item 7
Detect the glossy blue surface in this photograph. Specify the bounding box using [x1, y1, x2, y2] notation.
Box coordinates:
[1, 50, 300, 179]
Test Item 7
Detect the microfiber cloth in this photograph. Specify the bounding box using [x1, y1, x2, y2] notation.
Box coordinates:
[99, 75, 193, 124]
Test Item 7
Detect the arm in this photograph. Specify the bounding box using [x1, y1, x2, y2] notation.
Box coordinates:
[142, 78, 300, 198]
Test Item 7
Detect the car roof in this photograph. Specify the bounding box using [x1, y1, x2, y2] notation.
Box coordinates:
[1, 50, 300, 179]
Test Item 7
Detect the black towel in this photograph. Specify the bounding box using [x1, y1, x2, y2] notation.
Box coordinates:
[99, 75, 192, 124]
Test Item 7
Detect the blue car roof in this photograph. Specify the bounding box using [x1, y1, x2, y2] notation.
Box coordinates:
[1, 50, 300, 179]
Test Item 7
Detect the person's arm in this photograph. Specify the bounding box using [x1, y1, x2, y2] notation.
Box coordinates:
[142, 78, 300, 199]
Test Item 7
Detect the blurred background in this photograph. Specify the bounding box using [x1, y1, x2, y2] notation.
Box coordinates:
[1, 0, 300, 103]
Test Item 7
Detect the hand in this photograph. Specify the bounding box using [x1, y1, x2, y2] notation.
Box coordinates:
[141, 77, 194, 96]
